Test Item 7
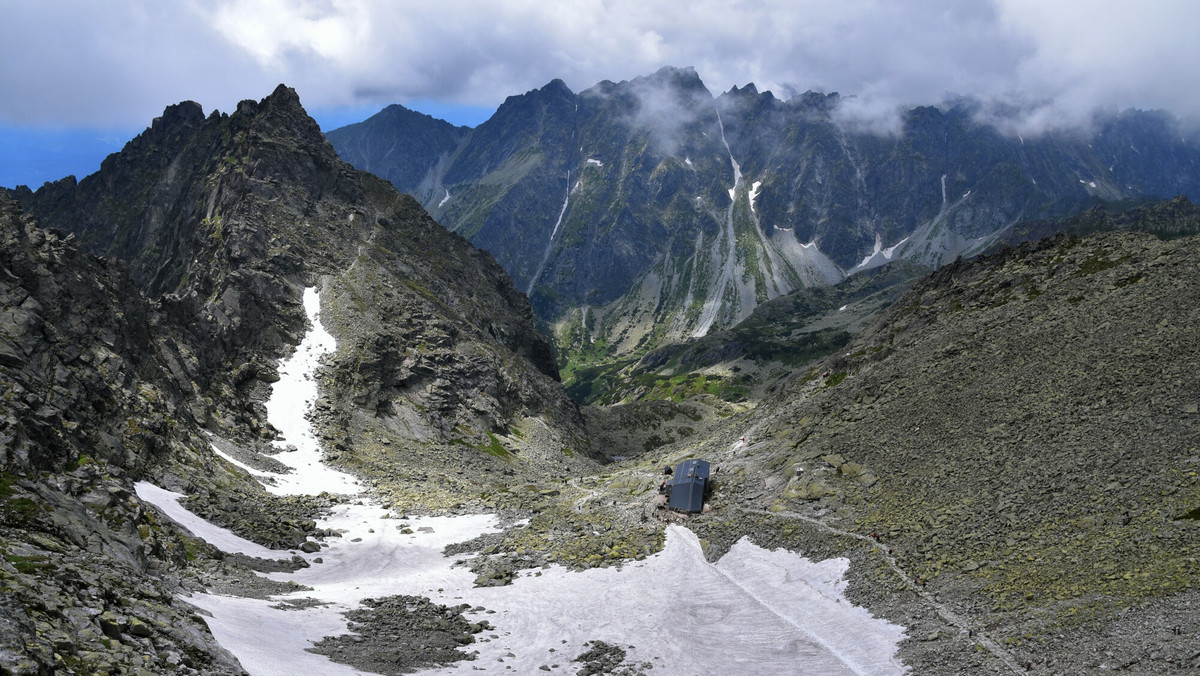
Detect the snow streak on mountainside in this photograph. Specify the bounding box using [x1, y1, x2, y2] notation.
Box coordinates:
[526, 171, 570, 295]
[327, 67, 1200, 358]
[692, 109, 745, 338]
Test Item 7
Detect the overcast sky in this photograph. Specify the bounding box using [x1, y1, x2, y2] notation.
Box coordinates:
[2, 0, 1198, 187]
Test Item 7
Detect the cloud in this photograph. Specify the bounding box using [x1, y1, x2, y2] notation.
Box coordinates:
[1, 0, 1198, 134]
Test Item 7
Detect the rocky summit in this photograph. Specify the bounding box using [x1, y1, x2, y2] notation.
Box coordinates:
[1, 79, 1198, 676]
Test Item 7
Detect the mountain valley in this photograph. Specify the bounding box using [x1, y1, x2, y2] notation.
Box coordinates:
[1, 79, 1198, 675]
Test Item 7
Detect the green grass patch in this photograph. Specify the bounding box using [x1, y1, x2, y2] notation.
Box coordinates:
[6, 554, 54, 574]
[481, 433, 513, 462]
[1074, 252, 1130, 276]
[823, 372, 848, 388]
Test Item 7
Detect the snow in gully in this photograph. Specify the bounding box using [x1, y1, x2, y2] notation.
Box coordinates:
[137, 286, 908, 675]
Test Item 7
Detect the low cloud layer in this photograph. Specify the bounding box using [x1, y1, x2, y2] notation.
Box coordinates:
[2, 0, 1198, 133]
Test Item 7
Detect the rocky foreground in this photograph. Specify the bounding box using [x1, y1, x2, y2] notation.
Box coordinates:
[535, 228, 1200, 674]
[316, 228, 1199, 674]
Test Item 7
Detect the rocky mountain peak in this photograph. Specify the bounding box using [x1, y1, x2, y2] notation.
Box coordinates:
[240, 84, 328, 146]
[150, 99, 204, 133]
[639, 65, 707, 93]
[16, 83, 586, 461]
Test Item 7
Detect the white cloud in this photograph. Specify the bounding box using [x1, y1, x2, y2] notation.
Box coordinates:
[1, 0, 1198, 131]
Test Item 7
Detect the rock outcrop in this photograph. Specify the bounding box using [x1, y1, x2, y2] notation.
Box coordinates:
[0, 194, 249, 674]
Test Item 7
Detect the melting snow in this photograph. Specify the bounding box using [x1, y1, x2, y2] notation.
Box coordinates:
[853, 234, 908, 273]
[438, 189, 451, 207]
[262, 288, 360, 496]
[141, 285, 907, 676]
[749, 180, 762, 214]
[187, 522, 906, 676]
[586, 158, 603, 167]
[883, 236, 909, 258]
[134, 483, 292, 561]
[208, 443, 274, 480]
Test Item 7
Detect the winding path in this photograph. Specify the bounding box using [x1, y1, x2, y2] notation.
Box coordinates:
[734, 506, 1025, 674]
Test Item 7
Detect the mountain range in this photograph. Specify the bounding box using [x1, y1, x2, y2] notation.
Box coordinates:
[328, 65, 1200, 363]
[1, 74, 1198, 674]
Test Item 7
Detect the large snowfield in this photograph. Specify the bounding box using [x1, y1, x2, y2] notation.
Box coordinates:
[136, 287, 908, 675]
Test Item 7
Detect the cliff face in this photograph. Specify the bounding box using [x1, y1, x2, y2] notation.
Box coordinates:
[0, 194, 251, 674]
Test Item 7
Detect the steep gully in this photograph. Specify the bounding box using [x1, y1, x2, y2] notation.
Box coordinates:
[137, 286, 908, 675]
[692, 108, 743, 339]
[526, 171, 571, 296]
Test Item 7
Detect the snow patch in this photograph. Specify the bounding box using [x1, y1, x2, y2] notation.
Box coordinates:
[135, 482, 293, 560]
[190, 522, 907, 676]
[209, 443, 274, 480]
[748, 180, 762, 214]
[437, 189, 451, 207]
[586, 158, 603, 167]
[164, 287, 906, 676]
[851, 234, 909, 274]
[261, 288, 360, 496]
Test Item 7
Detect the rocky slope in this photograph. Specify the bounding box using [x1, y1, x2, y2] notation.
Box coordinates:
[0, 194, 254, 674]
[2, 85, 607, 673]
[550, 222, 1200, 673]
[5, 76, 1198, 674]
[328, 66, 1200, 362]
